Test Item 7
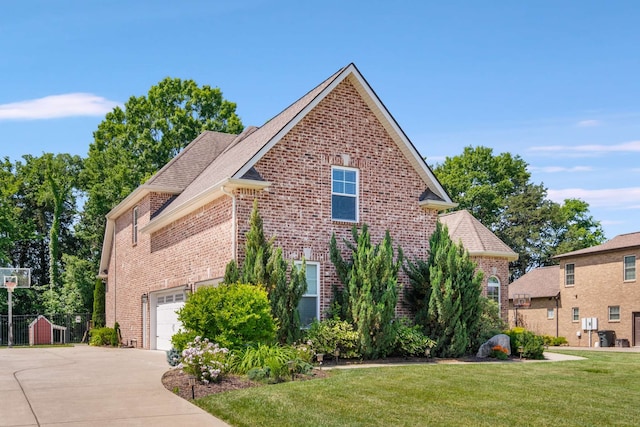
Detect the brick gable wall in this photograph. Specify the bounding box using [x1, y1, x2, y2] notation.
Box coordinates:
[235, 78, 439, 318]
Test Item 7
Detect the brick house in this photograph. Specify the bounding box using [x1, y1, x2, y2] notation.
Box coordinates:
[554, 232, 639, 347]
[98, 63, 460, 350]
[439, 210, 518, 321]
[508, 232, 639, 347]
[507, 265, 560, 336]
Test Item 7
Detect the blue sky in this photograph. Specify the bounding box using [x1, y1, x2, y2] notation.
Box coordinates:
[1, 1, 639, 240]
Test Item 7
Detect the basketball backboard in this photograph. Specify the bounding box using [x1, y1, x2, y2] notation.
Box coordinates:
[0, 268, 31, 289]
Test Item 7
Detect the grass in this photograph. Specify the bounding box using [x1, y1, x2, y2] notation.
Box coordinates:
[195, 351, 640, 427]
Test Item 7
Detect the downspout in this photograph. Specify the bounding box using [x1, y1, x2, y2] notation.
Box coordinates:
[221, 186, 237, 261]
[555, 292, 560, 338]
[113, 224, 117, 324]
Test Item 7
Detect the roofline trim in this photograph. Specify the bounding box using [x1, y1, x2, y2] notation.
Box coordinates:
[468, 250, 519, 261]
[419, 200, 458, 211]
[140, 178, 271, 234]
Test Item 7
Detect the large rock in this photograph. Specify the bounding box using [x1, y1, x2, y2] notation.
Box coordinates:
[476, 334, 512, 358]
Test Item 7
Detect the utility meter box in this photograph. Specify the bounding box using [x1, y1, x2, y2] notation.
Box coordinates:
[582, 317, 598, 331]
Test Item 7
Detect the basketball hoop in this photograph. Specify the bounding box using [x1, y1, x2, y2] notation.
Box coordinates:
[4, 276, 18, 293]
[513, 293, 531, 309]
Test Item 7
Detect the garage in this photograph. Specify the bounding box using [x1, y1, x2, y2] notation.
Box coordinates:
[153, 290, 185, 351]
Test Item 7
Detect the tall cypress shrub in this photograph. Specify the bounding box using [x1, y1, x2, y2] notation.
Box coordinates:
[92, 279, 106, 328]
[330, 225, 403, 359]
[421, 221, 483, 357]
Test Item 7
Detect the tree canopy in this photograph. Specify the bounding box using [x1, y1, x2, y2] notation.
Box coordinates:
[433, 146, 606, 278]
[79, 77, 244, 264]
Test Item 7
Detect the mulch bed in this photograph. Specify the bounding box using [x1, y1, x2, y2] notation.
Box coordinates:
[162, 356, 518, 401]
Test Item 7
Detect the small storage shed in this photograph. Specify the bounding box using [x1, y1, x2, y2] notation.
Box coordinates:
[29, 315, 67, 345]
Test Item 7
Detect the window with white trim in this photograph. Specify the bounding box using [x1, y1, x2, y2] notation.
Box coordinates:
[572, 307, 579, 322]
[132, 206, 139, 245]
[487, 276, 500, 307]
[296, 261, 320, 327]
[547, 308, 554, 319]
[608, 305, 620, 321]
[331, 166, 358, 222]
[565, 263, 575, 286]
[624, 255, 636, 281]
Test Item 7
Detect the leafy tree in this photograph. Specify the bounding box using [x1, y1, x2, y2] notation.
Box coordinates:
[329, 225, 403, 359]
[61, 254, 95, 313]
[406, 221, 483, 357]
[80, 78, 244, 265]
[434, 146, 605, 278]
[0, 158, 21, 266]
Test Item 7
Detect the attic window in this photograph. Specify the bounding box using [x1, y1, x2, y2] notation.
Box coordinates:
[132, 206, 139, 245]
[331, 166, 358, 222]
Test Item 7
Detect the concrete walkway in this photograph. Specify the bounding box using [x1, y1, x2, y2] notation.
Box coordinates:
[0, 345, 229, 427]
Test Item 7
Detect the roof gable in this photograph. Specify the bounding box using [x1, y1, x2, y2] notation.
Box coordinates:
[147, 63, 455, 229]
[439, 210, 518, 261]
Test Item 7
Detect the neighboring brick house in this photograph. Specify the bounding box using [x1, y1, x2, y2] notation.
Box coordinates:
[507, 265, 560, 336]
[554, 232, 639, 347]
[98, 63, 458, 350]
[508, 232, 639, 347]
[439, 210, 518, 321]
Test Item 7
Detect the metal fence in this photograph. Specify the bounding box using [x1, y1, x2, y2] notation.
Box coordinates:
[0, 313, 91, 346]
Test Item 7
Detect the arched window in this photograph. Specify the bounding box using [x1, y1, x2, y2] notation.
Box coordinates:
[487, 276, 500, 307]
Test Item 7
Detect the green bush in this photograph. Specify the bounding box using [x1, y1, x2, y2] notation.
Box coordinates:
[171, 330, 197, 352]
[391, 319, 436, 357]
[506, 328, 545, 360]
[89, 327, 118, 346]
[542, 335, 569, 347]
[175, 283, 276, 349]
[305, 319, 361, 359]
[229, 344, 310, 382]
[473, 298, 507, 349]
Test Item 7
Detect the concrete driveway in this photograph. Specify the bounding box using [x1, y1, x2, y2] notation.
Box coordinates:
[0, 345, 229, 427]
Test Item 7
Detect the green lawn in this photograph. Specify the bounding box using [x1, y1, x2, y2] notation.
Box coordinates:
[196, 351, 640, 427]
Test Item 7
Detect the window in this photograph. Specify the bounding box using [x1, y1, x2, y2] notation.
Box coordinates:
[547, 308, 555, 319]
[487, 276, 500, 307]
[331, 166, 358, 222]
[296, 262, 320, 327]
[565, 263, 575, 286]
[132, 206, 139, 245]
[624, 255, 636, 281]
[572, 307, 579, 322]
[608, 306, 620, 321]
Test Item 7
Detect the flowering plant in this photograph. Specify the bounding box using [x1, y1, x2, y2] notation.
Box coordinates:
[179, 336, 230, 384]
[489, 345, 509, 360]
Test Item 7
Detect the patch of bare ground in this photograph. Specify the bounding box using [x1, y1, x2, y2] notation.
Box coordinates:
[162, 368, 330, 400]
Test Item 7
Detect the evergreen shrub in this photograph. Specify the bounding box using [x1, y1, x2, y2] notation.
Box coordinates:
[305, 319, 361, 359]
[89, 327, 118, 346]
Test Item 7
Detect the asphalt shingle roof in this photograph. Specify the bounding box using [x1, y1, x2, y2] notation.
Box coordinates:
[554, 231, 640, 259]
[508, 265, 560, 299]
[439, 210, 518, 260]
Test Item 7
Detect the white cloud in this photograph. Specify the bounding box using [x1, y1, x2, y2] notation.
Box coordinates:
[547, 187, 640, 209]
[529, 166, 593, 173]
[529, 141, 640, 157]
[576, 119, 602, 127]
[0, 93, 120, 120]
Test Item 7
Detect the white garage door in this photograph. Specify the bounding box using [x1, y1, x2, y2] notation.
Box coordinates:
[155, 292, 185, 351]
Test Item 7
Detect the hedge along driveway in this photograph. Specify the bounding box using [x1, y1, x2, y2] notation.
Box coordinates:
[195, 351, 640, 427]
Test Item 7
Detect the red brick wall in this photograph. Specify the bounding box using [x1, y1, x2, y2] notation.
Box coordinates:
[472, 256, 511, 321]
[235, 79, 439, 319]
[106, 192, 233, 347]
